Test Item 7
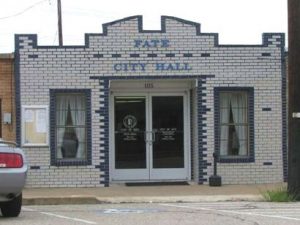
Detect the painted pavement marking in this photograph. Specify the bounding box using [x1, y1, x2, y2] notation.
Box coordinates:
[160, 203, 300, 222]
[22, 207, 97, 224]
[99, 208, 162, 214]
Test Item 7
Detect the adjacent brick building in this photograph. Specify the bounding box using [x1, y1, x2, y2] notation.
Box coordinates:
[0, 53, 15, 142]
[15, 16, 286, 187]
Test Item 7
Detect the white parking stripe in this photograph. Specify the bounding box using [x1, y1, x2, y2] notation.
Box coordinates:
[40, 212, 97, 224]
[23, 207, 97, 224]
[219, 210, 300, 221]
[22, 207, 35, 211]
[160, 203, 221, 212]
[161, 203, 300, 221]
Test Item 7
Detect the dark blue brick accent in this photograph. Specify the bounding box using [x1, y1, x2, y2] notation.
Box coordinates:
[280, 37, 287, 182]
[201, 53, 210, 57]
[30, 166, 40, 169]
[97, 79, 110, 186]
[263, 162, 273, 166]
[262, 107, 272, 111]
[199, 178, 208, 182]
[166, 53, 175, 57]
[112, 54, 121, 58]
[130, 53, 140, 57]
[28, 54, 38, 58]
[49, 89, 92, 166]
[147, 53, 157, 57]
[262, 53, 271, 57]
[183, 53, 193, 57]
[93, 54, 103, 58]
[214, 87, 255, 163]
[90, 75, 215, 81]
[197, 77, 215, 184]
[190, 89, 194, 180]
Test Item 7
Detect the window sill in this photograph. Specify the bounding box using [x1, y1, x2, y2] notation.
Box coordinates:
[218, 156, 254, 163]
[52, 159, 91, 166]
[22, 144, 49, 147]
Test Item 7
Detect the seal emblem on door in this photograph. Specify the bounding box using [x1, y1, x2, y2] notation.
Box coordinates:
[123, 115, 137, 129]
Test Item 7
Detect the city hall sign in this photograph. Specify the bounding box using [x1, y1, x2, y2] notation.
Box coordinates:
[113, 39, 193, 72]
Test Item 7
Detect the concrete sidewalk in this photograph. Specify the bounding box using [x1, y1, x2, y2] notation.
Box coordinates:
[22, 183, 286, 205]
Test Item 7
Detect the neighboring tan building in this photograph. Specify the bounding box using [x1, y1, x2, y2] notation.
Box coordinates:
[0, 53, 15, 142]
[15, 16, 286, 187]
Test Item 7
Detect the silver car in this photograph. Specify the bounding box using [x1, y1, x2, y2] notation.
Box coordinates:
[0, 139, 27, 217]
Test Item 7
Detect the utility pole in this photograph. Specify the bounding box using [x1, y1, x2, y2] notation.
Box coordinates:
[57, 0, 63, 46]
[288, 0, 300, 198]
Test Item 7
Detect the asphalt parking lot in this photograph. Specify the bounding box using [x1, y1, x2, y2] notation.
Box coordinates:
[1, 202, 300, 225]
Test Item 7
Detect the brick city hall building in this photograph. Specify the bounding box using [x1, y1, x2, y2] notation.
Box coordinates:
[14, 16, 286, 187]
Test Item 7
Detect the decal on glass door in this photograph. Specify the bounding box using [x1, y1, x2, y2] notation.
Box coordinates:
[122, 115, 138, 141]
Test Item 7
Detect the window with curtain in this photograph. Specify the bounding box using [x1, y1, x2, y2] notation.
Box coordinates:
[55, 93, 87, 160]
[220, 91, 248, 157]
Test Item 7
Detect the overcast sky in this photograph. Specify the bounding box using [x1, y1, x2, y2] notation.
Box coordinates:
[0, 0, 287, 53]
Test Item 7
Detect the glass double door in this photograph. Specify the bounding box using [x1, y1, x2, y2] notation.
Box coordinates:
[112, 93, 188, 181]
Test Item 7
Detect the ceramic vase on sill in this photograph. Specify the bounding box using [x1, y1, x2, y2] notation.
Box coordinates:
[61, 103, 79, 158]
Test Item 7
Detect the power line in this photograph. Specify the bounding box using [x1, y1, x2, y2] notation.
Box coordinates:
[0, 0, 50, 20]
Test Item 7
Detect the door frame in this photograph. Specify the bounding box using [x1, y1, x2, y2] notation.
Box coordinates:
[110, 93, 150, 181]
[109, 80, 192, 182]
[149, 93, 189, 180]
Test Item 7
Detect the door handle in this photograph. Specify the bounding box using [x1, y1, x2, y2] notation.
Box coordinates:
[151, 130, 156, 143]
[144, 131, 151, 144]
[144, 131, 155, 144]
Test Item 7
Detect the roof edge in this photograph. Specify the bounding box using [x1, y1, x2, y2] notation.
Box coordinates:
[0, 53, 14, 59]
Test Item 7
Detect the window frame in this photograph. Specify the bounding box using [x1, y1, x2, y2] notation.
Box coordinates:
[214, 87, 254, 163]
[50, 89, 92, 166]
[21, 105, 49, 146]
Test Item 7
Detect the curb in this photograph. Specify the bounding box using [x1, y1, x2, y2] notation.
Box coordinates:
[23, 197, 99, 205]
[23, 195, 264, 205]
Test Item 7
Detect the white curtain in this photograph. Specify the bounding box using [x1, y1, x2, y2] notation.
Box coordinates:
[230, 93, 247, 156]
[56, 95, 86, 159]
[220, 93, 230, 156]
[56, 96, 68, 158]
[68, 95, 86, 159]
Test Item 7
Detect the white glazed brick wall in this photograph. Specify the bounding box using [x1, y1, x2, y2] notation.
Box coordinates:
[17, 16, 285, 187]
